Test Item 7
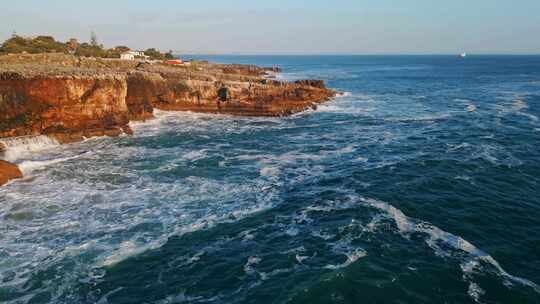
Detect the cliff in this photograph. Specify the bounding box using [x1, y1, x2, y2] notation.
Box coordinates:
[0, 54, 335, 184]
[0, 54, 335, 144]
[0, 72, 130, 143]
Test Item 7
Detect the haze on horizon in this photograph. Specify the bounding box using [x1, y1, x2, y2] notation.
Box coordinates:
[1, 0, 539, 55]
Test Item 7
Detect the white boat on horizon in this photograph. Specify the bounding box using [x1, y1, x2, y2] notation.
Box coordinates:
[460, 53, 467, 58]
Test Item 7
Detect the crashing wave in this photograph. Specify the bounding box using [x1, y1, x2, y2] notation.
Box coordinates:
[0, 135, 59, 161]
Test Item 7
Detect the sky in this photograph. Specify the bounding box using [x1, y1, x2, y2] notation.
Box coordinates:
[1, 0, 539, 55]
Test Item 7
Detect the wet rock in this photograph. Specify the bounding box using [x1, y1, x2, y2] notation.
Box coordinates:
[0, 160, 22, 186]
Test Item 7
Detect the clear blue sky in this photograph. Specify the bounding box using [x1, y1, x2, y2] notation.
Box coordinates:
[1, 0, 539, 54]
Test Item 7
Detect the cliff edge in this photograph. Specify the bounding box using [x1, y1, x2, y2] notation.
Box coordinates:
[0, 54, 335, 143]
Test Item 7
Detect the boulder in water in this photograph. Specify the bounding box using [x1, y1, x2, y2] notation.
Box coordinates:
[0, 160, 23, 186]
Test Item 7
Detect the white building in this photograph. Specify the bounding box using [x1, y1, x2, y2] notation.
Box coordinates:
[120, 51, 148, 60]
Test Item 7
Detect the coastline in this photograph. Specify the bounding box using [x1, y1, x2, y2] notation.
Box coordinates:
[0, 53, 336, 185]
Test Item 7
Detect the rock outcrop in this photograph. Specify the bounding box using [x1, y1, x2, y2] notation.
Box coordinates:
[0, 160, 22, 186]
[0, 72, 130, 143]
[0, 54, 334, 144]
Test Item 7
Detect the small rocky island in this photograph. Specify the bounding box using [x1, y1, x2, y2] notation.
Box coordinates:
[0, 53, 335, 185]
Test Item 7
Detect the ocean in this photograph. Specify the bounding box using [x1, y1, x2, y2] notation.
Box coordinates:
[1, 55, 539, 303]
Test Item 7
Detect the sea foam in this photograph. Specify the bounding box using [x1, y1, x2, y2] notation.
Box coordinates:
[0, 135, 59, 161]
[360, 197, 540, 296]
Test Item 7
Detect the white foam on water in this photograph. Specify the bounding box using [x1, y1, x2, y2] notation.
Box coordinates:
[244, 256, 262, 275]
[100, 240, 162, 267]
[129, 109, 284, 138]
[387, 113, 451, 123]
[336, 144, 356, 154]
[519, 112, 539, 122]
[446, 142, 471, 153]
[260, 166, 280, 177]
[324, 249, 367, 270]
[495, 98, 539, 124]
[311, 230, 335, 241]
[359, 197, 540, 298]
[316, 104, 344, 113]
[454, 98, 473, 103]
[152, 291, 214, 304]
[317, 103, 376, 116]
[513, 99, 528, 111]
[0, 129, 282, 302]
[466, 104, 477, 112]
[455, 175, 472, 182]
[18, 155, 81, 174]
[296, 254, 309, 263]
[467, 282, 486, 303]
[471, 144, 523, 167]
[0, 135, 60, 162]
[181, 149, 209, 162]
[336, 92, 353, 97]
[259, 268, 291, 281]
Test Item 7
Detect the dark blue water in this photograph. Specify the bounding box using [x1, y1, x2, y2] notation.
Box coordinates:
[1, 55, 539, 303]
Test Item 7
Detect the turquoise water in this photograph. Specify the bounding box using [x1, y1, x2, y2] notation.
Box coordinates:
[1, 55, 540, 303]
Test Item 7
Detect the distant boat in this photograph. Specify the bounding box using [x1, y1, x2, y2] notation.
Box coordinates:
[460, 53, 467, 58]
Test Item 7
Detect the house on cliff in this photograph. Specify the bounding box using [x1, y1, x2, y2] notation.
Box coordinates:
[120, 51, 148, 60]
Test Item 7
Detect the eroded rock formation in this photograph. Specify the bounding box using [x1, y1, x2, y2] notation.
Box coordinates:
[0, 73, 130, 143]
[0, 54, 334, 143]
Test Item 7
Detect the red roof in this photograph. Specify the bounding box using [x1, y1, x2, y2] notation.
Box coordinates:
[164, 59, 183, 65]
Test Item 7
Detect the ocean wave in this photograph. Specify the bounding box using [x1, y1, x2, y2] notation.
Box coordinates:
[466, 104, 477, 112]
[294, 194, 540, 299]
[472, 144, 523, 167]
[324, 249, 367, 270]
[386, 113, 451, 123]
[18, 155, 82, 174]
[360, 197, 540, 297]
[100, 239, 166, 267]
[0, 135, 60, 162]
[336, 91, 353, 97]
[494, 99, 539, 124]
[244, 256, 262, 275]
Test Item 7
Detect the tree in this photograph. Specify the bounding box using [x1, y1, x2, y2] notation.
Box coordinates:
[114, 46, 130, 52]
[90, 31, 98, 47]
[144, 48, 175, 60]
[165, 50, 174, 59]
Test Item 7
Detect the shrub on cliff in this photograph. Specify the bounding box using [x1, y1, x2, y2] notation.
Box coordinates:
[75, 43, 106, 58]
[144, 48, 175, 60]
[0, 35, 68, 54]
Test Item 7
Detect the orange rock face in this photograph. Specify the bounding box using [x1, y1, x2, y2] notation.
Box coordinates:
[0, 73, 131, 143]
[0, 54, 335, 144]
[0, 160, 22, 186]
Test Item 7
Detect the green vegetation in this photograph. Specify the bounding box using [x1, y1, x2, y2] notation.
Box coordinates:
[0, 33, 174, 60]
[144, 48, 175, 60]
[0, 35, 68, 54]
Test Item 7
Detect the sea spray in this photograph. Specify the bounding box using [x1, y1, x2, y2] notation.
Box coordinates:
[0, 135, 59, 161]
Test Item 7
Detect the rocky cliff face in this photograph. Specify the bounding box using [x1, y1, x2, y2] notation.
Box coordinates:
[0, 54, 335, 143]
[0, 73, 130, 143]
[0, 160, 22, 185]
